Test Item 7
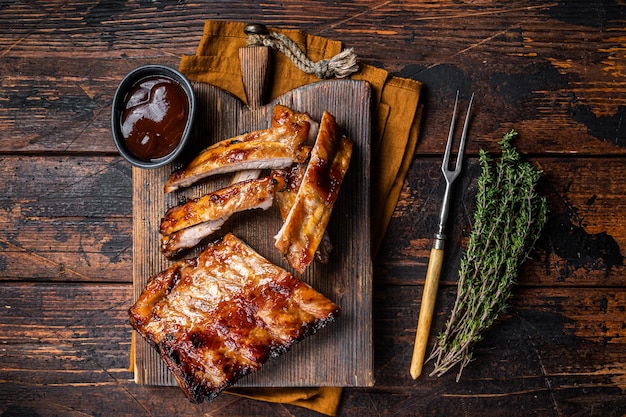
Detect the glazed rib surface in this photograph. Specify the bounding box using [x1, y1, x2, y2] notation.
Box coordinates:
[165, 105, 312, 193]
[129, 233, 340, 403]
[274, 111, 353, 273]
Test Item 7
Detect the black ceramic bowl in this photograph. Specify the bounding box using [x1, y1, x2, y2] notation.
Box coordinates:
[111, 65, 196, 169]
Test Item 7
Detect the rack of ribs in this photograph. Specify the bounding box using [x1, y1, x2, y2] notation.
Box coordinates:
[129, 232, 340, 403]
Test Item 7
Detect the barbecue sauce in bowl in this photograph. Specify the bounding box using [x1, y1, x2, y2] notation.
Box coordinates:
[121, 76, 189, 161]
[112, 65, 195, 168]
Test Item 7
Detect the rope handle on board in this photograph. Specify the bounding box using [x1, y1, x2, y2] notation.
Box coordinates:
[244, 23, 359, 79]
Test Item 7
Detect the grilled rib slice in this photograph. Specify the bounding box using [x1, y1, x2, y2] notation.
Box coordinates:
[275, 164, 333, 263]
[129, 233, 340, 403]
[273, 104, 319, 145]
[160, 174, 285, 236]
[160, 218, 228, 258]
[159, 173, 285, 258]
[274, 111, 353, 274]
[165, 105, 313, 193]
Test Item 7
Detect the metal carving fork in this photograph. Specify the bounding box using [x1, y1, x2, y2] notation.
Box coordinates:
[410, 91, 474, 379]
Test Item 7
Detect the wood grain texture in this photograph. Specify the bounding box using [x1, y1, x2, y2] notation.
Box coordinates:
[0, 156, 132, 282]
[1, 0, 625, 415]
[1, 1, 625, 155]
[1, 283, 624, 416]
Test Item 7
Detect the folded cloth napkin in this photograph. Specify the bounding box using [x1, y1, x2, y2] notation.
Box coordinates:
[178, 20, 422, 416]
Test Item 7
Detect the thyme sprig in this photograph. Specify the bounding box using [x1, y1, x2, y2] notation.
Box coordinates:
[428, 130, 548, 380]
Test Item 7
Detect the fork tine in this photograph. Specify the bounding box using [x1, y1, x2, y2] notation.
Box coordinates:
[442, 91, 474, 179]
[442, 91, 460, 172]
[454, 92, 474, 173]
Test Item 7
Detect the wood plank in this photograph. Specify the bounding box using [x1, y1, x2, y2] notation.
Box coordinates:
[0, 156, 132, 282]
[1, 154, 624, 287]
[343, 1, 626, 156]
[0, 283, 132, 375]
[1, 2, 625, 155]
[373, 285, 626, 385]
[2, 380, 624, 417]
[132, 80, 373, 388]
[0, 0, 625, 415]
[0, 283, 624, 416]
[1, 381, 624, 417]
[2, 284, 624, 379]
[0, 56, 189, 153]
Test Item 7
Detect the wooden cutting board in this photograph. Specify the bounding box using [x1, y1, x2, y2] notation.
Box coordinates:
[131, 46, 373, 388]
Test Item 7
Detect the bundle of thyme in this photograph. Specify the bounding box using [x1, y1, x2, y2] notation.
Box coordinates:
[429, 130, 548, 380]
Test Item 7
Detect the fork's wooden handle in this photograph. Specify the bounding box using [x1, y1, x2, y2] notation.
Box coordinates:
[410, 247, 445, 379]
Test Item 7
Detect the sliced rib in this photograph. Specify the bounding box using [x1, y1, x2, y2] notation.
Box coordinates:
[274, 164, 333, 263]
[274, 111, 353, 274]
[160, 218, 228, 258]
[160, 174, 285, 236]
[165, 105, 312, 193]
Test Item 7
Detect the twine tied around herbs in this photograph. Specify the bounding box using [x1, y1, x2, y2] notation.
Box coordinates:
[245, 25, 359, 79]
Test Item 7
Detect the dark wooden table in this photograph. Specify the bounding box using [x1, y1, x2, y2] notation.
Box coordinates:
[2, 1, 625, 416]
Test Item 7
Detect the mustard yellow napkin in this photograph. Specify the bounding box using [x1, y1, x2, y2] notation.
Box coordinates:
[178, 20, 422, 416]
[231, 387, 343, 416]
